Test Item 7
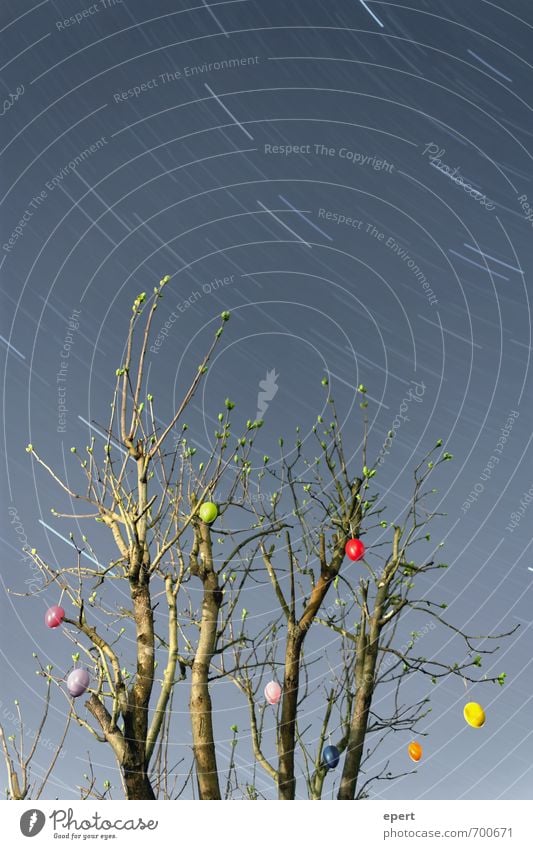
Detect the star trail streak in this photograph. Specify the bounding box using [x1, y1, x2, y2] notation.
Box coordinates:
[358, 0, 384, 29]
[256, 200, 312, 247]
[204, 83, 254, 140]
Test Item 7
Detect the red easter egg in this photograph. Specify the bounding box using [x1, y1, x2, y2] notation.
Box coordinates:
[345, 539, 365, 561]
[45, 605, 65, 629]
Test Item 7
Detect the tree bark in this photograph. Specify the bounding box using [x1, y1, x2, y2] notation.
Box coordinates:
[122, 743, 156, 800]
[128, 577, 156, 799]
[123, 772, 156, 800]
[130, 580, 155, 739]
[276, 535, 353, 800]
[85, 565, 157, 802]
[337, 683, 373, 800]
[145, 575, 179, 763]
[338, 583, 384, 800]
[190, 522, 222, 799]
[87, 693, 157, 800]
[278, 625, 303, 800]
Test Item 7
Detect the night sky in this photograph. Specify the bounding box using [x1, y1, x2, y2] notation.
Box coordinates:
[1, 0, 532, 800]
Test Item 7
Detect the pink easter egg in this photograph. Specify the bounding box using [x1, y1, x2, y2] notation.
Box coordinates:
[264, 680, 282, 705]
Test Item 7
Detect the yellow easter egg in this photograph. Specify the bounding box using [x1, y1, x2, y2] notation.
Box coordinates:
[463, 702, 486, 728]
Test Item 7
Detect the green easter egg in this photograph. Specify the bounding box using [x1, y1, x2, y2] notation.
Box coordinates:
[199, 501, 218, 523]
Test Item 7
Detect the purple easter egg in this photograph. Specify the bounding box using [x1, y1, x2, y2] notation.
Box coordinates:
[67, 668, 90, 697]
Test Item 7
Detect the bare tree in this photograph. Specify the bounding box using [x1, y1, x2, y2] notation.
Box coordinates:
[23, 280, 285, 799]
[18, 281, 513, 800]
[224, 391, 514, 799]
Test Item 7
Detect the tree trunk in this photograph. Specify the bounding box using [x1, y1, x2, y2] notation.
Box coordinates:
[278, 626, 303, 800]
[337, 683, 373, 800]
[122, 755, 156, 800]
[190, 523, 222, 800]
[87, 694, 156, 800]
[127, 578, 156, 799]
[276, 541, 349, 800]
[131, 580, 154, 741]
[338, 589, 383, 800]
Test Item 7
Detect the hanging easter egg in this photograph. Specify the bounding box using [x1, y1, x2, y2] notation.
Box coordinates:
[67, 668, 90, 698]
[408, 741, 423, 762]
[323, 745, 340, 770]
[463, 702, 485, 728]
[199, 501, 218, 523]
[345, 538, 365, 561]
[45, 605, 65, 629]
[264, 681, 282, 705]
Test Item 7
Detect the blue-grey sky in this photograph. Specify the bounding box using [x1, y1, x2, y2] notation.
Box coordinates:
[1, 0, 532, 800]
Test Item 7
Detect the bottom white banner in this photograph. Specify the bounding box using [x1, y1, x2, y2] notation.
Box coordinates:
[1, 800, 529, 848]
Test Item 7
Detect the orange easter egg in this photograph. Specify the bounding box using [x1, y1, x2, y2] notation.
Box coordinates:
[408, 741, 423, 762]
